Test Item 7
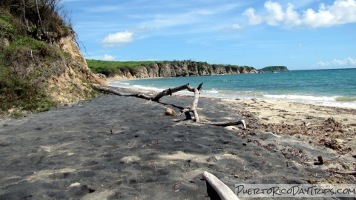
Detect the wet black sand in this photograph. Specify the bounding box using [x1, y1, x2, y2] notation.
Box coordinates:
[0, 92, 354, 199]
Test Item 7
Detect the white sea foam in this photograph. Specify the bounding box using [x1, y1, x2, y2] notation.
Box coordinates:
[263, 94, 337, 102]
[109, 80, 131, 88]
[206, 89, 219, 94]
[131, 84, 162, 92]
[109, 81, 356, 109]
[263, 94, 356, 109]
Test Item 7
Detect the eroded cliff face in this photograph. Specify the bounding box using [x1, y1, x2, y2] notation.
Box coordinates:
[46, 35, 105, 104]
[0, 6, 107, 114]
[112, 61, 257, 79]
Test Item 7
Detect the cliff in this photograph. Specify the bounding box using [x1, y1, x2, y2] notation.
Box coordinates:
[0, 3, 104, 115]
[87, 60, 258, 79]
[46, 35, 105, 104]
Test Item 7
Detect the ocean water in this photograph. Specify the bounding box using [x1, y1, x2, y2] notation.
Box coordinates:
[110, 68, 356, 109]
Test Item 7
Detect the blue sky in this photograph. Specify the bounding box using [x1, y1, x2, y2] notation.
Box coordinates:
[61, 0, 356, 70]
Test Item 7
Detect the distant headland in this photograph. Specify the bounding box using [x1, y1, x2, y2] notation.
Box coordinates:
[87, 60, 258, 79]
[258, 66, 289, 73]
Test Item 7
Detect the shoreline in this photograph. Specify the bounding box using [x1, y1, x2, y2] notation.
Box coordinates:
[0, 86, 355, 199]
[108, 78, 356, 110]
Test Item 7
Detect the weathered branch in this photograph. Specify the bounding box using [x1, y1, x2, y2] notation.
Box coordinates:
[92, 83, 246, 128]
[180, 83, 201, 122]
[152, 83, 203, 102]
[153, 84, 188, 101]
[92, 83, 203, 102]
[91, 84, 152, 100]
[203, 171, 240, 200]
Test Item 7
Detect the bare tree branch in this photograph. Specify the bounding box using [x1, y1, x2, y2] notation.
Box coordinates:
[91, 83, 246, 128]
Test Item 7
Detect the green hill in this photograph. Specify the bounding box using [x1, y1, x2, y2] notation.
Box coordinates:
[259, 66, 289, 73]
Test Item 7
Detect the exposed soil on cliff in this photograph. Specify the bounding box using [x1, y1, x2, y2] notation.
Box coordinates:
[46, 36, 106, 105]
[0, 4, 106, 116]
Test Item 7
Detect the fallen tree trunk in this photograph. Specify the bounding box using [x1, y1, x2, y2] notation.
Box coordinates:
[91, 84, 152, 100]
[92, 83, 246, 128]
[152, 83, 202, 102]
[92, 83, 202, 102]
[203, 171, 240, 200]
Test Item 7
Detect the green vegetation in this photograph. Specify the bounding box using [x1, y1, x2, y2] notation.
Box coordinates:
[0, 9, 17, 38]
[1, 0, 72, 41]
[87, 59, 161, 76]
[87, 59, 256, 77]
[259, 66, 288, 73]
[0, 1, 73, 116]
[0, 57, 57, 114]
[6, 36, 63, 60]
[0, 69, 56, 112]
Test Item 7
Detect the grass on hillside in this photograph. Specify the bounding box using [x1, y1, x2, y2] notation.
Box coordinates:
[87, 59, 162, 77]
[0, 8, 64, 115]
[0, 37, 60, 115]
[1, 1, 92, 116]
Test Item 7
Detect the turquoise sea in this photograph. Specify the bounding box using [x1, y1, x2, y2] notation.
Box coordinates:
[110, 68, 356, 109]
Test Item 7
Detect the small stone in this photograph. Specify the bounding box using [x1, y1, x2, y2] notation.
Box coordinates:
[206, 156, 218, 162]
[165, 107, 176, 116]
[308, 179, 317, 184]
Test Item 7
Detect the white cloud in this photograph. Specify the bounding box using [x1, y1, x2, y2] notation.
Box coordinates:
[243, 0, 356, 28]
[265, 0, 285, 26]
[242, 8, 263, 25]
[348, 57, 356, 65]
[102, 31, 134, 47]
[285, 3, 301, 26]
[231, 23, 243, 30]
[103, 54, 115, 60]
[140, 3, 240, 30]
[316, 57, 356, 67]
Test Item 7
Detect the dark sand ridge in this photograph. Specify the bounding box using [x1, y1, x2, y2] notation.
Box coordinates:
[0, 88, 355, 199]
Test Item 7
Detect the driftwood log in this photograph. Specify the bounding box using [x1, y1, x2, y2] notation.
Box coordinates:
[179, 83, 202, 122]
[203, 171, 240, 200]
[92, 83, 246, 128]
[333, 171, 356, 175]
[92, 83, 201, 102]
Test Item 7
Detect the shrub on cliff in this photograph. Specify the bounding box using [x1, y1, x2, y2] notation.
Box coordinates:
[0, 1, 89, 116]
[1, 0, 72, 42]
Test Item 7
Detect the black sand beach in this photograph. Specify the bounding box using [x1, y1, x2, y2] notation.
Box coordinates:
[0, 90, 355, 199]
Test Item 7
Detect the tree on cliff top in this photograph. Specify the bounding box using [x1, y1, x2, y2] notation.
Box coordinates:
[1, 0, 72, 42]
